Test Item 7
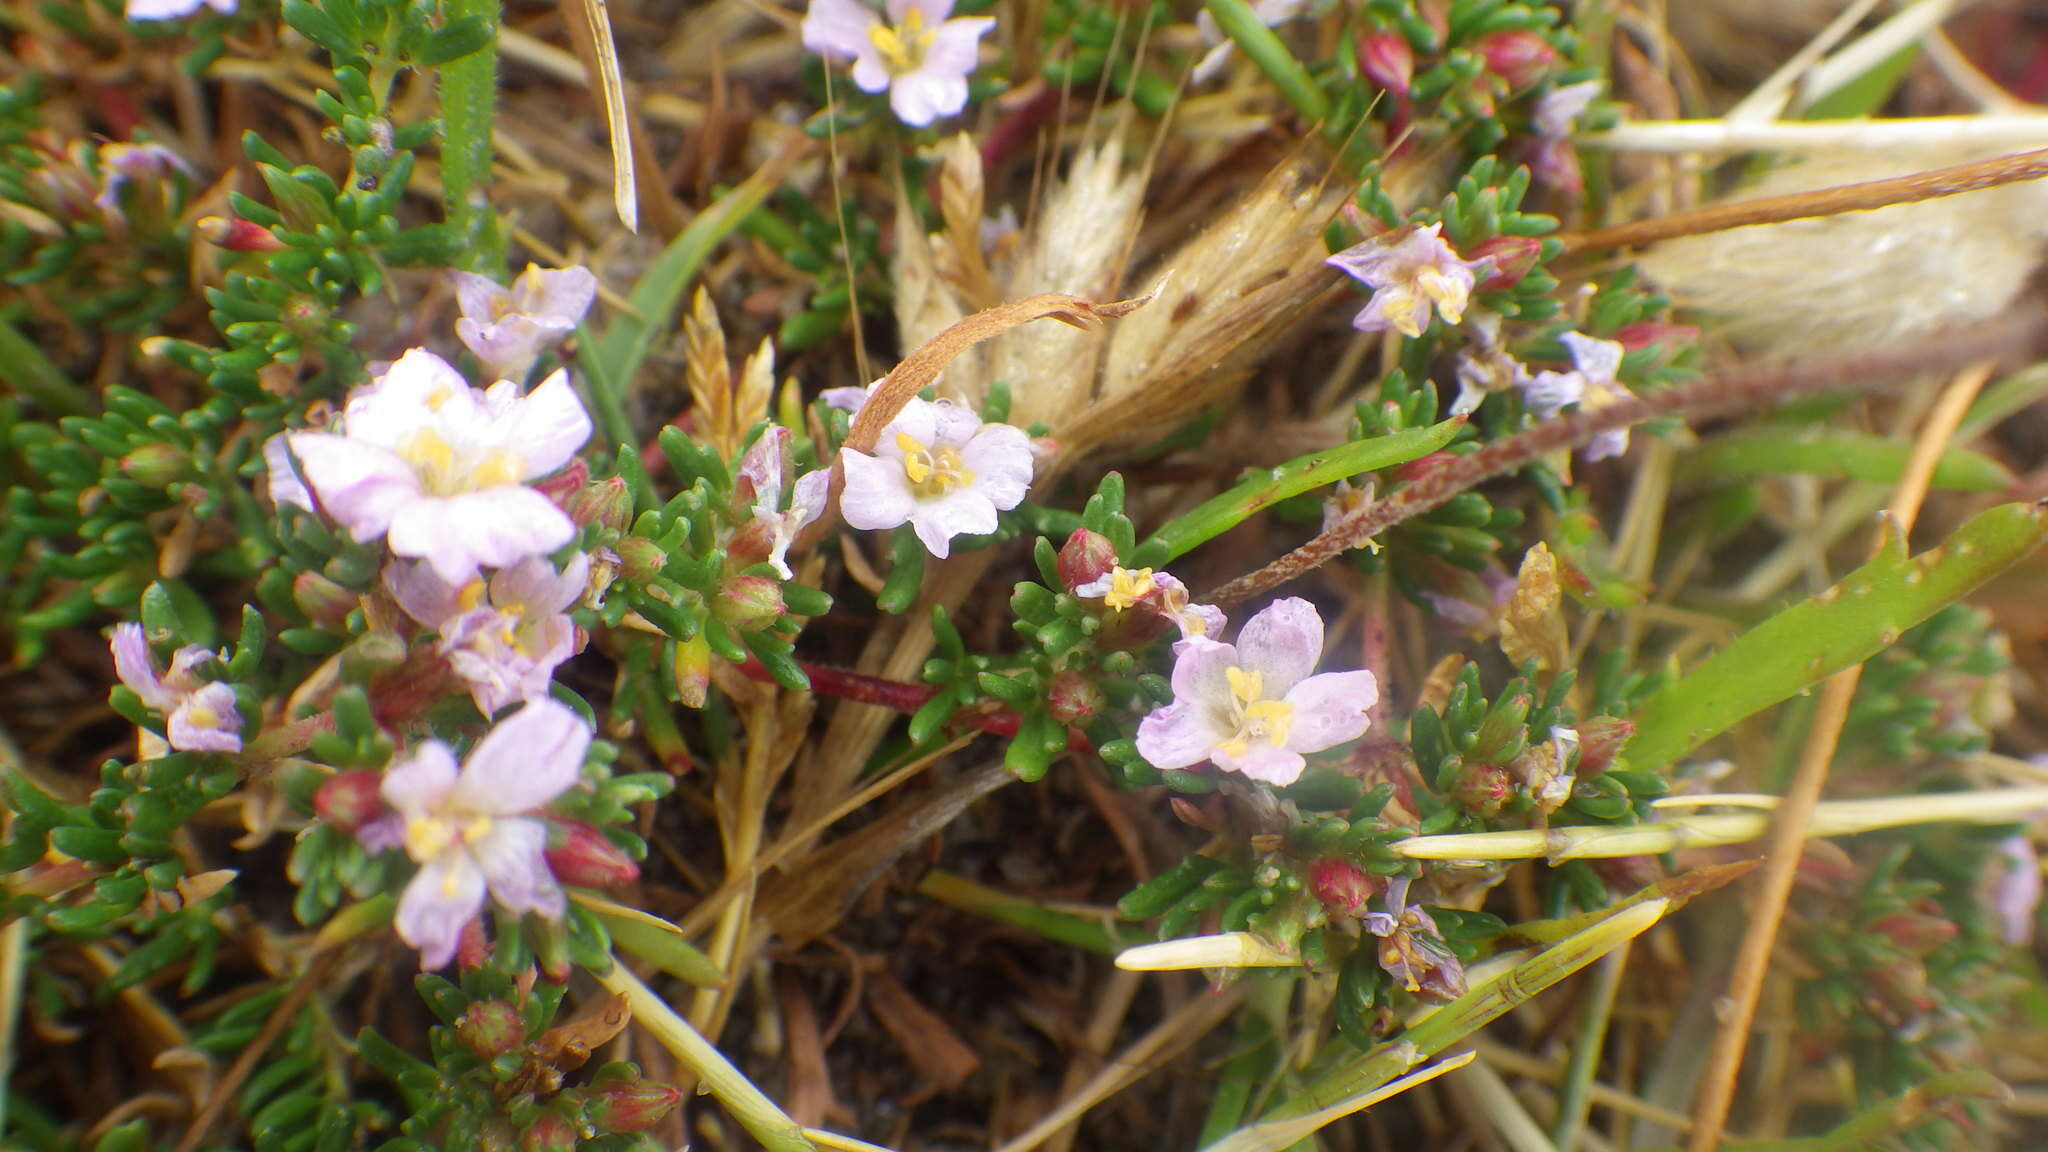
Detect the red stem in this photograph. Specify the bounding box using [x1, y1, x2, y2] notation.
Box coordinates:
[737, 657, 1094, 749]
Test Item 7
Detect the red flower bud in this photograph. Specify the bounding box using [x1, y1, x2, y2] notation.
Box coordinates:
[1045, 670, 1103, 725]
[1057, 528, 1118, 593]
[1609, 322, 1700, 353]
[196, 214, 288, 252]
[1358, 30, 1414, 96]
[532, 459, 590, 508]
[614, 537, 667, 583]
[584, 1078, 683, 1134]
[566, 476, 633, 534]
[1309, 858, 1384, 917]
[1451, 762, 1515, 817]
[293, 570, 359, 631]
[712, 575, 785, 630]
[544, 821, 641, 889]
[1869, 912, 1958, 957]
[1474, 29, 1560, 92]
[314, 771, 386, 834]
[1572, 717, 1633, 777]
[456, 999, 527, 1060]
[520, 1112, 579, 1152]
[118, 442, 191, 487]
[1468, 235, 1544, 292]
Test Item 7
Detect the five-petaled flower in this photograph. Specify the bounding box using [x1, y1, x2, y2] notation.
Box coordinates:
[1075, 566, 1225, 639]
[1520, 331, 1634, 461]
[1327, 223, 1489, 340]
[839, 395, 1032, 559]
[125, 0, 232, 20]
[802, 0, 994, 127]
[451, 264, 598, 385]
[110, 623, 242, 753]
[385, 554, 590, 716]
[279, 348, 592, 583]
[358, 698, 590, 969]
[1136, 598, 1376, 786]
[1365, 876, 1468, 1000]
[735, 426, 831, 579]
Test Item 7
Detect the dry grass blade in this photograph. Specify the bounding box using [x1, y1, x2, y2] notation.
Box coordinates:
[560, 0, 636, 233]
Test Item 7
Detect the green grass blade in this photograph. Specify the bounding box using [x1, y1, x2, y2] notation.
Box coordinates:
[1678, 429, 2012, 492]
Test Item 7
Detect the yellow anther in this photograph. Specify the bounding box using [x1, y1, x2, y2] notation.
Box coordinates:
[868, 8, 933, 74]
[470, 449, 524, 489]
[184, 703, 219, 728]
[897, 432, 934, 484]
[461, 816, 494, 844]
[457, 581, 488, 613]
[404, 816, 456, 864]
[1226, 666, 1263, 707]
[399, 429, 455, 475]
[1416, 267, 1468, 324]
[1221, 666, 1294, 753]
[896, 432, 974, 497]
[1103, 567, 1156, 610]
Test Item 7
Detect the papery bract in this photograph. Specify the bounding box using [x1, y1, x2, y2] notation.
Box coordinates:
[735, 426, 830, 578]
[839, 396, 1033, 559]
[801, 0, 994, 127]
[451, 264, 598, 385]
[1327, 224, 1488, 339]
[110, 623, 242, 753]
[1136, 598, 1376, 785]
[284, 348, 591, 582]
[385, 553, 589, 716]
[365, 698, 590, 969]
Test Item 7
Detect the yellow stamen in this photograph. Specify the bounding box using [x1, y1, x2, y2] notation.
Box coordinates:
[404, 816, 456, 864]
[895, 431, 975, 497]
[399, 428, 455, 475]
[1416, 267, 1469, 324]
[184, 703, 218, 728]
[1219, 665, 1294, 757]
[1380, 288, 1424, 339]
[469, 449, 524, 488]
[1103, 567, 1156, 610]
[456, 580, 489, 613]
[868, 8, 933, 75]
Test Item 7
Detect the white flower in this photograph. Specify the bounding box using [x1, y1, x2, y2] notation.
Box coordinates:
[1326, 224, 1489, 339]
[735, 426, 831, 579]
[281, 349, 591, 583]
[125, 0, 232, 20]
[451, 264, 598, 385]
[802, 0, 994, 127]
[838, 396, 1032, 558]
[110, 624, 241, 753]
[385, 554, 590, 716]
[1520, 331, 1633, 461]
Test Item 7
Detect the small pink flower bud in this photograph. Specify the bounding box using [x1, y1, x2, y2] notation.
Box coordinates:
[712, 575, 785, 630]
[1309, 858, 1384, 917]
[1474, 29, 1559, 92]
[1358, 30, 1414, 96]
[1571, 717, 1633, 776]
[531, 458, 590, 509]
[520, 1111, 579, 1152]
[456, 999, 527, 1060]
[672, 632, 710, 709]
[314, 771, 385, 834]
[118, 442, 191, 487]
[1057, 528, 1118, 593]
[1045, 670, 1103, 725]
[456, 918, 491, 970]
[584, 1078, 683, 1134]
[195, 215, 289, 252]
[725, 519, 776, 569]
[1451, 762, 1515, 816]
[293, 571, 358, 631]
[1609, 322, 1700, 353]
[545, 821, 640, 889]
[1869, 911, 1957, 957]
[1469, 236, 1544, 292]
[566, 476, 632, 534]
[615, 538, 667, 583]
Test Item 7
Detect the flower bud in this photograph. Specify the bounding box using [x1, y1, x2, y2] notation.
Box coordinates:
[1451, 761, 1515, 817]
[520, 1111, 579, 1152]
[315, 771, 386, 834]
[456, 918, 491, 971]
[673, 632, 710, 709]
[1869, 911, 1958, 957]
[724, 518, 775, 570]
[456, 999, 527, 1060]
[118, 442, 192, 487]
[1474, 29, 1559, 91]
[1309, 858, 1383, 917]
[711, 575, 785, 630]
[583, 1078, 683, 1134]
[1057, 528, 1118, 593]
[1358, 30, 1414, 96]
[614, 537, 667, 583]
[545, 821, 641, 889]
[532, 458, 590, 508]
[1468, 236, 1544, 292]
[1571, 717, 1633, 776]
[293, 571, 358, 631]
[196, 214, 288, 252]
[567, 476, 633, 534]
[1044, 670, 1104, 725]
[1609, 322, 1700, 353]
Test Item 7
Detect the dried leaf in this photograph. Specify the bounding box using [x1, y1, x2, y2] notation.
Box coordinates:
[1500, 543, 1568, 673]
[867, 974, 981, 1100]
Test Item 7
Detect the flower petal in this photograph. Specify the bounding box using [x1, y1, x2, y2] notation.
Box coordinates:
[1167, 634, 1238, 708]
[850, 52, 894, 94]
[470, 818, 565, 918]
[386, 487, 577, 585]
[167, 683, 243, 753]
[455, 697, 590, 815]
[1135, 701, 1223, 770]
[382, 742, 461, 819]
[450, 270, 508, 326]
[512, 265, 597, 329]
[110, 623, 174, 710]
[959, 422, 1034, 511]
[1211, 742, 1306, 786]
[1234, 597, 1323, 692]
[890, 71, 965, 126]
[396, 851, 487, 969]
[345, 349, 480, 449]
[909, 488, 998, 557]
[384, 559, 468, 629]
[803, 0, 880, 60]
[263, 434, 316, 513]
[495, 370, 593, 478]
[922, 16, 993, 79]
[1281, 670, 1377, 755]
[839, 448, 918, 531]
[490, 553, 589, 615]
[887, 0, 952, 23]
[1560, 332, 1623, 387]
[286, 433, 422, 543]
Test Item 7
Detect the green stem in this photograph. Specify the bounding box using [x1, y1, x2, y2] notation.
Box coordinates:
[1201, 0, 1329, 124]
[1138, 420, 1462, 566]
[439, 0, 505, 276]
[1638, 1069, 2006, 1152]
[1548, 943, 1628, 1152]
[915, 870, 1136, 955]
[0, 315, 90, 416]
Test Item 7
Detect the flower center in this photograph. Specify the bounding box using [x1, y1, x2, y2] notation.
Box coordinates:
[405, 814, 495, 894]
[184, 702, 219, 728]
[1415, 266, 1469, 324]
[896, 431, 975, 498]
[1217, 666, 1293, 758]
[398, 429, 525, 494]
[1103, 567, 1155, 610]
[868, 8, 936, 76]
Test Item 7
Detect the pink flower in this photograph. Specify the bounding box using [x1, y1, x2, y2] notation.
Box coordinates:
[282, 349, 591, 583]
[385, 554, 590, 715]
[839, 396, 1033, 559]
[735, 426, 830, 579]
[1327, 223, 1488, 339]
[110, 623, 242, 753]
[1136, 598, 1377, 786]
[93, 143, 190, 210]
[125, 0, 232, 20]
[1520, 331, 1633, 460]
[1364, 877, 1467, 999]
[1074, 566, 1225, 638]
[1533, 80, 1600, 139]
[361, 699, 590, 969]
[451, 264, 598, 385]
[802, 0, 994, 127]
